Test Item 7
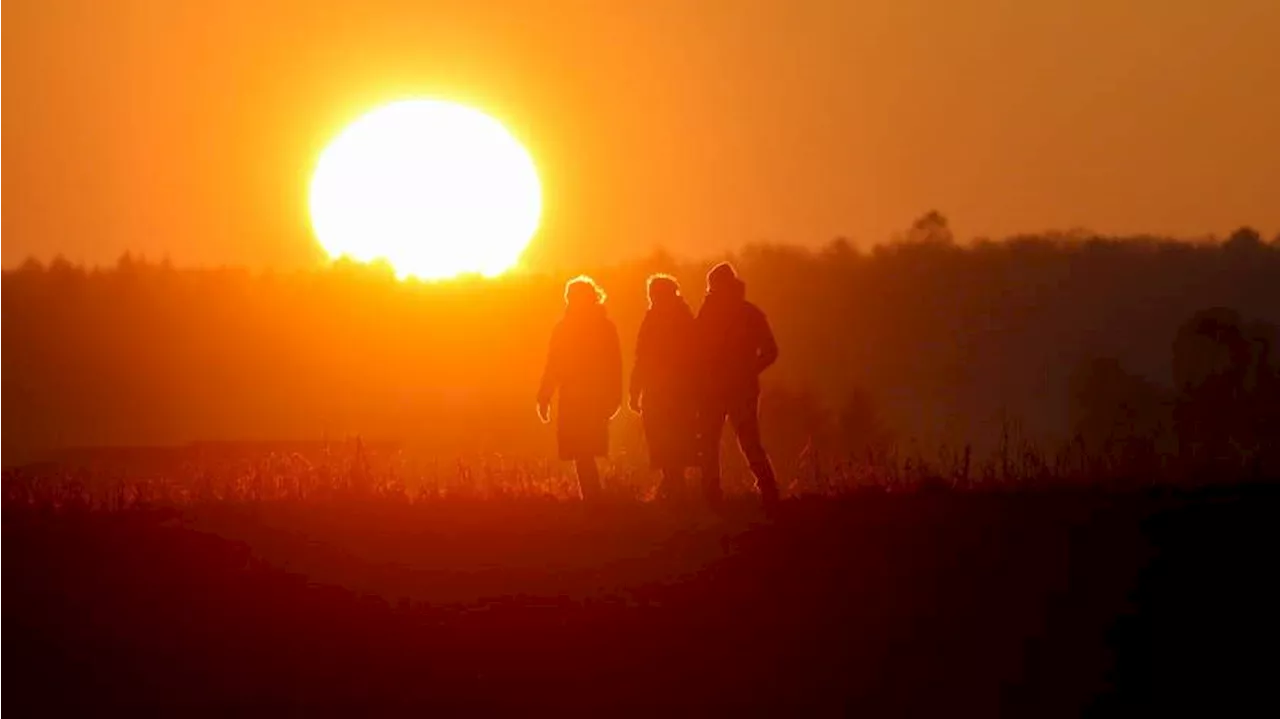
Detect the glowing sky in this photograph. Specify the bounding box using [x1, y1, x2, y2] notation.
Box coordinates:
[5, 0, 1278, 269]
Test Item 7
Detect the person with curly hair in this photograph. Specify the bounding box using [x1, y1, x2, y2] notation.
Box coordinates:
[537, 276, 623, 500]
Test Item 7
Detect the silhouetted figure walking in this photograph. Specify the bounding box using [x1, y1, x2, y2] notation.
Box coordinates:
[538, 276, 623, 500]
[695, 262, 779, 511]
[630, 274, 699, 501]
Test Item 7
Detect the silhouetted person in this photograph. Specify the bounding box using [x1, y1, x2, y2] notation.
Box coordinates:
[695, 262, 779, 511]
[629, 274, 699, 501]
[538, 276, 623, 500]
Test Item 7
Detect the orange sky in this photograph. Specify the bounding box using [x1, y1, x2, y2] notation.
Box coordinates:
[5, 0, 1279, 270]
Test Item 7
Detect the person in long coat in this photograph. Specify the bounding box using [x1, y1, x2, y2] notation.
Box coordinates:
[629, 274, 699, 500]
[537, 276, 623, 500]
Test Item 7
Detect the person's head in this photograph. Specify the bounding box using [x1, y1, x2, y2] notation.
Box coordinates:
[706, 261, 745, 298]
[646, 273, 681, 309]
[564, 275, 606, 311]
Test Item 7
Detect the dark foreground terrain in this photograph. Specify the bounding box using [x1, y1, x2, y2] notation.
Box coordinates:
[6, 486, 1279, 715]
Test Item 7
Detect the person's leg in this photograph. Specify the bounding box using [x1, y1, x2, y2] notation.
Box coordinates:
[698, 403, 727, 508]
[730, 394, 779, 508]
[574, 456, 601, 501]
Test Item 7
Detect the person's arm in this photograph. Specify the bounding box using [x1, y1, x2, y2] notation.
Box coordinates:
[755, 309, 779, 374]
[537, 325, 562, 422]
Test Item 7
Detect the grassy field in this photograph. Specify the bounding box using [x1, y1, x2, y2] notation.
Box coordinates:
[6, 457, 1279, 714]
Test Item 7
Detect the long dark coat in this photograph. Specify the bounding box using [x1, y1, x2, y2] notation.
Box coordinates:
[630, 297, 699, 468]
[538, 305, 623, 459]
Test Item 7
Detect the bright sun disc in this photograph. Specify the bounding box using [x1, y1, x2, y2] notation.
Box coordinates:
[309, 100, 542, 279]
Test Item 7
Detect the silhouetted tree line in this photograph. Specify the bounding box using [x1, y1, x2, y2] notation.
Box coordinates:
[5, 217, 1279, 479]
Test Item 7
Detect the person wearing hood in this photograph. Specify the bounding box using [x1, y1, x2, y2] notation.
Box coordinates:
[695, 262, 780, 511]
[538, 276, 623, 501]
[629, 274, 700, 500]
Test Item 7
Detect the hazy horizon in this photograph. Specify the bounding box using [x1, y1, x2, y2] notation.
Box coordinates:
[4, 224, 1271, 275]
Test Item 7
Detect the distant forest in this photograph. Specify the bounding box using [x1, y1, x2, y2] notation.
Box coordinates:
[5, 217, 1279, 476]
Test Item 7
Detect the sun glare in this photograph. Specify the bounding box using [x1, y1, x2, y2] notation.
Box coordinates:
[309, 100, 542, 279]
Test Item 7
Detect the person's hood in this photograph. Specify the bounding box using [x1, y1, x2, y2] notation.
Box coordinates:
[706, 277, 746, 305]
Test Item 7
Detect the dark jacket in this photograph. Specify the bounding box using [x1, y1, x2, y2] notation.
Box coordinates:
[630, 296, 697, 411]
[695, 281, 778, 399]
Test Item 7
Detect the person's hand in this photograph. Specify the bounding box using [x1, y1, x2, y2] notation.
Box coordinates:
[628, 395, 642, 415]
[536, 400, 551, 424]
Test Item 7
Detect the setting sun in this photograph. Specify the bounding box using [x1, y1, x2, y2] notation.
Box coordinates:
[309, 100, 542, 279]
